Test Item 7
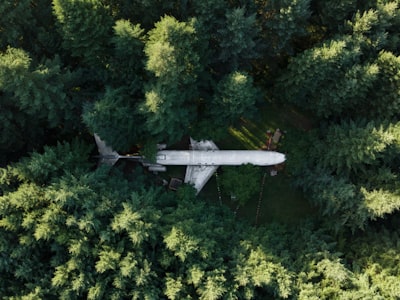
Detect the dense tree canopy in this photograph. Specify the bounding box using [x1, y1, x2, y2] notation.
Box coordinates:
[1, 0, 400, 298]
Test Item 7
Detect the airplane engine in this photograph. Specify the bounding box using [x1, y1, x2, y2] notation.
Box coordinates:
[148, 165, 167, 172]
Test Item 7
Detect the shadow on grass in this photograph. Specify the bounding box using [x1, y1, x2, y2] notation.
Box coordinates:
[159, 100, 316, 225]
[200, 171, 317, 225]
[203, 100, 317, 225]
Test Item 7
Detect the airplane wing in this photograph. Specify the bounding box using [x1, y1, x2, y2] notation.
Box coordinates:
[185, 165, 219, 194]
[184, 138, 219, 194]
[94, 133, 120, 166]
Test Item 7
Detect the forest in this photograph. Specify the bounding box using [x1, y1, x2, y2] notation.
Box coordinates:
[1, 0, 400, 299]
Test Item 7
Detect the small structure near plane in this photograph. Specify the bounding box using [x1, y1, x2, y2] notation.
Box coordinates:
[95, 134, 286, 194]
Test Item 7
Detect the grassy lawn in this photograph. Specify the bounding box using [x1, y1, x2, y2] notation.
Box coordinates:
[160, 99, 317, 225]
[200, 168, 316, 225]
[201, 100, 317, 225]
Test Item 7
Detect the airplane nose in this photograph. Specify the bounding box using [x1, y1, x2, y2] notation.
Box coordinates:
[275, 152, 286, 164]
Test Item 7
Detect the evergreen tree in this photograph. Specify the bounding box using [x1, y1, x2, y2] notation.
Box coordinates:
[291, 120, 400, 230]
[0, 47, 80, 159]
[212, 71, 259, 124]
[217, 7, 260, 71]
[52, 0, 113, 67]
[141, 16, 202, 143]
[256, 0, 311, 56]
[312, 120, 399, 174]
[2, 1, 400, 298]
[220, 164, 262, 207]
[109, 19, 145, 89]
[0, 0, 36, 50]
[276, 4, 400, 120]
[194, 71, 260, 140]
[82, 87, 144, 152]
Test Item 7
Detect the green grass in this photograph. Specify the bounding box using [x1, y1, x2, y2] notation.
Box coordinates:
[161, 100, 317, 225]
[200, 100, 317, 225]
[200, 170, 316, 225]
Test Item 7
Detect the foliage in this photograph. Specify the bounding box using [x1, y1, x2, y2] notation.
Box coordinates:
[291, 119, 400, 230]
[217, 7, 260, 71]
[312, 120, 399, 174]
[194, 71, 260, 140]
[276, 3, 400, 120]
[52, 0, 113, 66]
[0, 47, 80, 160]
[256, 0, 311, 56]
[220, 164, 262, 206]
[0, 0, 37, 50]
[109, 19, 145, 88]
[140, 16, 202, 143]
[1, 144, 400, 298]
[2, 0, 400, 298]
[0, 144, 292, 299]
[82, 87, 144, 152]
[213, 72, 260, 125]
[139, 139, 158, 164]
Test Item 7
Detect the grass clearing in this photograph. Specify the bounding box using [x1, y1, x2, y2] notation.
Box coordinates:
[160, 100, 316, 225]
[201, 100, 317, 225]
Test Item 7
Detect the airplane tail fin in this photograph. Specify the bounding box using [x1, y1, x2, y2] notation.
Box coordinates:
[94, 133, 120, 166]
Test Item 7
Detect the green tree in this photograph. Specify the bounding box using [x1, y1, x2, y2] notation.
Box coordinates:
[276, 36, 368, 119]
[291, 119, 400, 230]
[161, 191, 293, 299]
[53, 0, 113, 66]
[213, 71, 259, 124]
[0, 142, 295, 299]
[194, 71, 260, 140]
[312, 120, 399, 174]
[346, 226, 400, 299]
[220, 164, 262, 207]
[82, 87, 144, 152]
[276, 4, 400, 120]
[256, 0, 311, 56]
[187, 0, 229, 71]
[0, 0, 36, 50]
[0, 47, 80, 160]
[141, 16, 202, 143]
[217, 7, 260, 71]
[313, 0, 358, 32]
[0, 141, 163, 298]
[0, 0, 60, 56]
[109, 19, 145, 89]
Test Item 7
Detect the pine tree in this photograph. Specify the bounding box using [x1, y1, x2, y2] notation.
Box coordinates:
[0, 47, 80, 158]
[141, 16, 202, 143]
[52, 0, 113, 66]
[276, 4, 400, 120]
[0, 0, 36, 49]
[312, 120, 397, 174]
[82, 87, 144, 151]
[109, 19, 145, 89]
[220, 164, 262, 207]
[256, 0, 311, 57]
[213, 71, 259, 124]
[217, 7, 260, 71]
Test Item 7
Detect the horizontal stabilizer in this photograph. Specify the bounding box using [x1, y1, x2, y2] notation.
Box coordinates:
[94, 133, 120, 166]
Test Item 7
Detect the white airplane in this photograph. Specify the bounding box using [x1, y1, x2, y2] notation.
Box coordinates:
[95, 134, 286, 194]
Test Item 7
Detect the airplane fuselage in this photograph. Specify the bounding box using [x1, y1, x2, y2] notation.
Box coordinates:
[156, 150, 285, 166]
[95, 133, 286, 193]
